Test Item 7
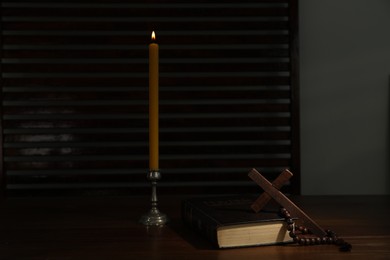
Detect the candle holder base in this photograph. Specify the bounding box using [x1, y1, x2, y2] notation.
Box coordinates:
[140, 207, 168, 226]
[139, 169, 168, 226]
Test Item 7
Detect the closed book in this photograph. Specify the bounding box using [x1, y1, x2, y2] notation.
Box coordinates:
[182, 195, 293, 248]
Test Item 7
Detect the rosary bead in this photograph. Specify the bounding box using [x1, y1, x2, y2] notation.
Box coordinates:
[327, 237, 334, 244]
[298, 226, 304, 232]
[315, 237, 322, 244]
[287, 224, 294, 231]
[302, 228, 308, 234]
[326, 230, 336, 237]
[299, 238, 306, 245]
[287, 218, 294, 224]
[339, 242, 352, 252]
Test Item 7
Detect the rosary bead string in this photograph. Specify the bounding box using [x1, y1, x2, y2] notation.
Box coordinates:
[279, 208, 352, 252]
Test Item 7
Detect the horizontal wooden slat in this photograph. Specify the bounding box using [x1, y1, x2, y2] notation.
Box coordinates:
[3, 35, 290, 45]
[4, 131, 291, 143]
[5, 158, 290, 170]
[3, 104, 290, 115]
[2, 21, 289, 32]
[1, 62, 290, 73]
[3, 117, 290, 128]
[5, 170, 285, 186]
[3, 89, 290, 101]
[2, 48, 290, 59]
[2, 7, 289, 17]
[2, 76, 290, 86]
[4, 144, 291, 156]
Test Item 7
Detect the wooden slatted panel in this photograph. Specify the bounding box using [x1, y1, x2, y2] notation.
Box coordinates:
[0, 0, 300, 196]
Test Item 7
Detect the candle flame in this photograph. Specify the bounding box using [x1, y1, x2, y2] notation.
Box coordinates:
[151, 31, 156, 41]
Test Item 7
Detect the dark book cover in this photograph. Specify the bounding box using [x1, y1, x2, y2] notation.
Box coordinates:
[182, 195, 292, 248]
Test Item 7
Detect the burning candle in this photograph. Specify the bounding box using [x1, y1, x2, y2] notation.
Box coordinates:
[149, 31, 159, 170]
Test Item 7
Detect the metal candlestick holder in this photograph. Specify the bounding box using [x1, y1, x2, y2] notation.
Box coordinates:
[139, 170, 168, 226]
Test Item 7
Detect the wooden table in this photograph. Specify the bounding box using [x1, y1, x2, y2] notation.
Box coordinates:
[1, 195, 389, 259]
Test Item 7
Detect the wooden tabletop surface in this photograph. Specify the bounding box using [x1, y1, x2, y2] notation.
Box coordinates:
[1, 195, 389, 260]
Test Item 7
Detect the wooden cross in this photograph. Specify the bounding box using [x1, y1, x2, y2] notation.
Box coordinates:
[251, 169, 293, 213]
[248, 168, 327, 237]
